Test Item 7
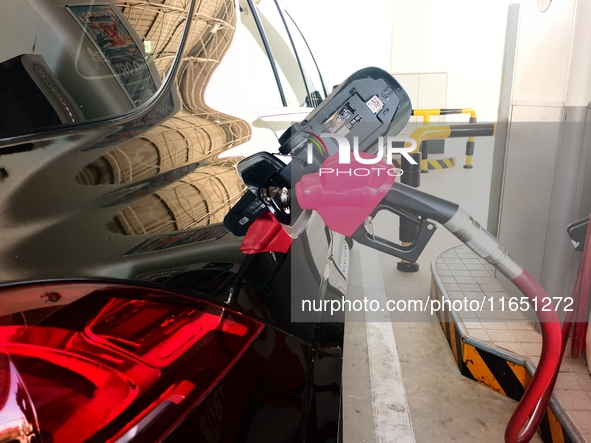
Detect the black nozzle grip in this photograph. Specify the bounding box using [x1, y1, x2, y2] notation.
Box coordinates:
[383, 183, 459, 225]
[350, 184, 460, 261]
[352, 205, 437, 262]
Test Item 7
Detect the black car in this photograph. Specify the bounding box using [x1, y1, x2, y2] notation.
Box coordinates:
[0, 0, 348, 441]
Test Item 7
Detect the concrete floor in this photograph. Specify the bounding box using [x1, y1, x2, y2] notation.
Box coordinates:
[342, 138, 543, 442]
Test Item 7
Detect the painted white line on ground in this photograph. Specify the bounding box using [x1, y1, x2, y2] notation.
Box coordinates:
[360, 245, 416, 443]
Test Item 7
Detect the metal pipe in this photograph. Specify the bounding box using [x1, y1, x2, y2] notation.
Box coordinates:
[397, 153, 421, 273]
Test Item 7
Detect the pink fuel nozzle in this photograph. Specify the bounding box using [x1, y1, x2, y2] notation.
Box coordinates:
[295, 153, 396, 236]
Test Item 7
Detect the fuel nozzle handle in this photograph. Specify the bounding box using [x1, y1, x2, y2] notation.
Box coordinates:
[383, 183, 459, 225]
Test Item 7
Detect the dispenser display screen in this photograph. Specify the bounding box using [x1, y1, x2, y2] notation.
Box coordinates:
[322, 102, 361, 135]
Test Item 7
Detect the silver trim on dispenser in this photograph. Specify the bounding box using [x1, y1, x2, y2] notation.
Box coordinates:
[444, 209, 523, 280]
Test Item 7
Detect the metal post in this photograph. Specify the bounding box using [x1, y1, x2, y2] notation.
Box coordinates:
[420, 114, 430, 173]
[464, 116, 477, 169]
[397, 152, 422, 272]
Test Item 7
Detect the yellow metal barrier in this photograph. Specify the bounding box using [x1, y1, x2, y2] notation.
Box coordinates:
[405, 123, 496, 172]
[412, 108, 477, 121]
[395, 118, 495, 273]
[395, 123, 495, 273]
[411, 108, 479, 171]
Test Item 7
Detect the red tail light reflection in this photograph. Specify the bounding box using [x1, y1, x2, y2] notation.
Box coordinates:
[0, 282, 263, 442]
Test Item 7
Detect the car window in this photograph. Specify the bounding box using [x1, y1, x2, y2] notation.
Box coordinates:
[0, 0, 191, 138]
[280, 4, 327, 106]
[234, 0, 285, 108]
[249, 0, 312, 108]
[217, 0, 325, 111]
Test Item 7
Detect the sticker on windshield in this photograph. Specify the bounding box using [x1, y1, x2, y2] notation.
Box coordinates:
[67, 4, 158, 106]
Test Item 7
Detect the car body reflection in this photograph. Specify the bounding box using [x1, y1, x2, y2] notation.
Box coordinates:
[0, 354, 40, 443]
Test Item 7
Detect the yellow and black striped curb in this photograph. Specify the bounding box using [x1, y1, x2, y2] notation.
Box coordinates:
[421, 157, 456, 171]
[392, 157, 457, 171]
[430, 259, 578, 443]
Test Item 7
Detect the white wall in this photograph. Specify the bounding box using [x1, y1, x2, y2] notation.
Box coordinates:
[282, 0, 393, 88]
[284, 0, 517, 122]
[390, 0, 517, 121]
[494, 0, 591, 303]
[511, 0, 576, 105]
